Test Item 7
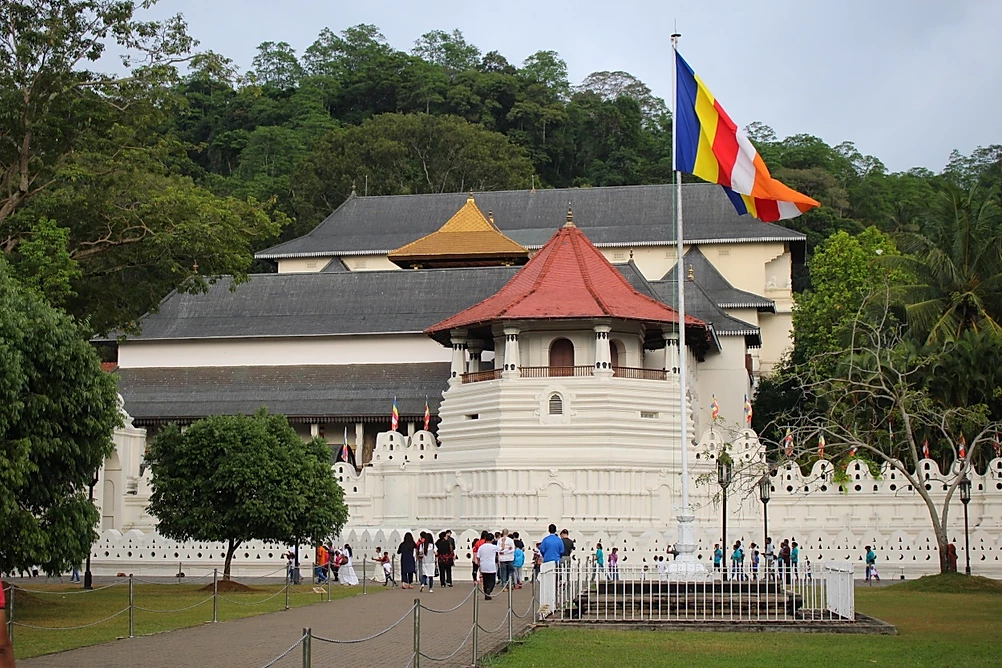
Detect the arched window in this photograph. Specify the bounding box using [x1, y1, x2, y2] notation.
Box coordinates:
[548, 393, 563, 415]
[549, 338, 574, 376]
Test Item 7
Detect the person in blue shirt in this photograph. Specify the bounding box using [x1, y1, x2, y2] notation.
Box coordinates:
[791, 541, 800, 580]
[539, 524, 564, 563]
[712, 543, 723, 574]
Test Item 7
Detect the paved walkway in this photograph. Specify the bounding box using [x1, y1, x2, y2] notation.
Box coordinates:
[21, 581, 536, 668]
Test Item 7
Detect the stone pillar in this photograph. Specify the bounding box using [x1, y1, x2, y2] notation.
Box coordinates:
[355, 422, 368, 465]
[593, 322, 612, 377]
[310, 423, 320, 438]
[663, 329, 680, 374]
[449, 329, 468, 385]
[467, 341, 484, 374]
[502, 326, 521, 378]
[407, 421, 416, 437]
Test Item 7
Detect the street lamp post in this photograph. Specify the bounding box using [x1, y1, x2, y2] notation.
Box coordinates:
[758, 474, 771, 563]
[959, 475, 972, 576]
[717, 456, 733, 581]
[84, 468, 100, 590]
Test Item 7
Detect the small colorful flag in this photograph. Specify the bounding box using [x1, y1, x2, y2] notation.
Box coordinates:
[423, 396, 431, 432]
[818, 434, 826, 459]
[710, 395, 720, 420]
[922, 439, 930, 459]
[993, 432, 1001, 458]
[674, 51, 820, 222]
[888, 418, 894, 444]
[743, 394, 753, 426]
[341, 426, 350, 463]
[391, 396, 399, 432]
[784, 429, 794, 457]
[849, 445, 858, 458]
[958, 434, 967, 460]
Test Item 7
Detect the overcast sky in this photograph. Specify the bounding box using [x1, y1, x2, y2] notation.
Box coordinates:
[142, 0, 1001, 173]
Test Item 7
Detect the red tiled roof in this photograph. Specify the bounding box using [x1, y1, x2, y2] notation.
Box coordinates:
[101, 362, 119, 373]
[427, 219, 705, 334]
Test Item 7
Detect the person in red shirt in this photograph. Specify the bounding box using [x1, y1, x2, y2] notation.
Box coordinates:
[472, 530, 490, 583]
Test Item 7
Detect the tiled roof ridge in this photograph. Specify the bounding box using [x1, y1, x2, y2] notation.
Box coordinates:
[570, 227, 612, 314]
[496, 225, 566, 318]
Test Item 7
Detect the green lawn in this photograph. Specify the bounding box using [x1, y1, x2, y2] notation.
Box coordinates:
[489, 575, 1002, 667]
[9, 580, 375, 660]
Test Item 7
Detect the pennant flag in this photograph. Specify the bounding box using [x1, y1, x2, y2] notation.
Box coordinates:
[784, 429, 794, 457]
[391, 397, 399, 431]
[818, 434, 826, 459]
[922, 439, 930, 459]
[958, 434, 967, 460]
[888, 419, 894, 444]
[743, 394, 753, 426]
[341, 426, 350, 463]
[993, 432, 1001, 457]
[710, 395, 720, 420]
[849, 445, 858, 458]
[674, 52, 820, 222]
[423, 396, 431, 432]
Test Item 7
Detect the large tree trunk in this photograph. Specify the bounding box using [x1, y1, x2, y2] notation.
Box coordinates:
[223, 538, 242, 581]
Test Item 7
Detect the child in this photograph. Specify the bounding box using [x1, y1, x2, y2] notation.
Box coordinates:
[380, 551, 396, 587]
[752, 550, 760, 580]
[656, 555, 667, 581]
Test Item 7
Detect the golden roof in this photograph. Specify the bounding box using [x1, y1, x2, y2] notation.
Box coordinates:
[388, 196, 528, 266]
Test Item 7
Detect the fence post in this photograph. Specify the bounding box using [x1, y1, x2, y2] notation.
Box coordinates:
[128, 574, 135, 638]
[285, 579, 290, 611]
[412, 599, 421, 668]
[302, 627, 312, 668]
[7, 583, 13, 647]
[472, 584, 479, 665]
[327, 576, 331, 603]
[363, 556, 367, 594]
[212, 568, 218, 623]
[507, 580, 513, 641]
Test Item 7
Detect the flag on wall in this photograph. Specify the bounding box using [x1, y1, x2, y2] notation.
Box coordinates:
[958, 434, 967, 460]
[341, 426, 350, 463]
[784, 429, 794, 457]
[922, 439, 930, 459]
[849, 445, 858, 458]
[994, 432, 1001, 457]
[710, 395, 720, 420]
[818, 434, 826, 459]
[674, 52, 820, 222]
[423, 396, 431, 432]
[743, 394, 753, 426]
[391, 397, 399, 431]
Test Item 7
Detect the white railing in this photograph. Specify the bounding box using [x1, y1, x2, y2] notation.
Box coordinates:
[538, 560, 855, 624]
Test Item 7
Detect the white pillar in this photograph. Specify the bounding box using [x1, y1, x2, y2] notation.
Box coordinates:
[502, 326, 521, 378]
[593, 322, 612, 377]
[310, 423, 320, 438]
[663, 329, 679, 374]
[407, 421, 416, 437]
[449, 329, 468, 385]
[467, 341, 483, 374]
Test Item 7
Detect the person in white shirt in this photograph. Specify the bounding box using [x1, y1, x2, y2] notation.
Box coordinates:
[497, 528, 516, 588]
[476, 537, 500, 600]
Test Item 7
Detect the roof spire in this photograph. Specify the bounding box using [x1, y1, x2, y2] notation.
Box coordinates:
[687, 264, 694, 281]
[351, 181, 357, 196]
[564, 203, 575, 228]
[468, 189, 475, 203]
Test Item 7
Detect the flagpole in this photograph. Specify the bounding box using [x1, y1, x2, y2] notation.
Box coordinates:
[670, 30, 699, 572]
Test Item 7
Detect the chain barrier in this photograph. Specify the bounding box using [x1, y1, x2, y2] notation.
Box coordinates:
[312, 603, 417, 645]
[134, 596, 215, 614]
[416, 586, 476, 614]
[260, 632, 307, 668]
[476, 609, 511, 635]
[418, 623, 474, 663]
[12, 579, 129, 594]
[132, 570, 217, 585]
[12, 606, 130, 631]
[218, 584, 289, 606]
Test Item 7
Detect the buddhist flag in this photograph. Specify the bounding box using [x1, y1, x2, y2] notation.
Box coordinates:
[743, 394, 753, 426]
[818, 434, 826, 459]
[958, 435, 967, 460]
[849, 445, 858, 458]
[710, 395, 720, 420]
[423, 396, 431, 432]
[391, 397, 399, 431]
[784, 429, 794, 457]
[993, 433, 1001, 458]
[341, 426, 350, 463]
[922, 439, 930, 459]
[674, 52, 820, 222]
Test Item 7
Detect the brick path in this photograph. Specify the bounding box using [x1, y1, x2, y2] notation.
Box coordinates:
[20, 581, 536, 668]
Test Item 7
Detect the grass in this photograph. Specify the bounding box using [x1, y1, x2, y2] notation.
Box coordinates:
[8, 579, 376, 660]
[488, 575, 1002, 667]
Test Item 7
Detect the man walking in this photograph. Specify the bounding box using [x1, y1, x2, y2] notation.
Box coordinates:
[540, 524, 563, 564]
[498, 529, 516, 588]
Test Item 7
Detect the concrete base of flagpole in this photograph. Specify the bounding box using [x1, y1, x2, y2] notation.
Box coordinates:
[667, 510, 709, 579]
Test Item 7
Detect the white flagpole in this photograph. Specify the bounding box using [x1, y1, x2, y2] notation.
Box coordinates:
[670, 31, 700, 572]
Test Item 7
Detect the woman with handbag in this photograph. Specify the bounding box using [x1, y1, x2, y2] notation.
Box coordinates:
[436, 531, 455, 587]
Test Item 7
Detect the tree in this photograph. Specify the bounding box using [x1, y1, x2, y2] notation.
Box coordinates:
[412, 29, 480, 74]
[250, 41, 303, 89]
[773, 303, 1001, 574]
[0, 261, 121, 577]
[891, 184, 1002, 343]
[147, 411, 348, 580]
[576, 70, 668, 127]
[0, 0, 194, 229]
[293, 113, 533, 228]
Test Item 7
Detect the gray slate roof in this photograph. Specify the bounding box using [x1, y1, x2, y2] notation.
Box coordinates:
[649, 278, 761, 346]
[116, 363, 449, 425]
[661, 248, 776, 310]
[256, 184, 807, 260]
[118, 263, 705, 342]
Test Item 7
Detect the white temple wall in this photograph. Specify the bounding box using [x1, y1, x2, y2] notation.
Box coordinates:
[757, 311, 793, 374]
[696, 338, 752, 428]
[117, 333, 450, 369]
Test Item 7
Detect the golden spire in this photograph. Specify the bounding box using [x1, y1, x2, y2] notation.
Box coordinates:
[468, 189, 475, 203]
[687, 264, 694, 281]
[564, 204, 575, 228]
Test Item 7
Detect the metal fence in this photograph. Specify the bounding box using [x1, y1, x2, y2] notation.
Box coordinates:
[541, 560, 855, 624]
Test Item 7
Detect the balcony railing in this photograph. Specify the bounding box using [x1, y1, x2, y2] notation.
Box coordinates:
[612, 366, 670, 381]
[460, 365, 672, 383]
[520, 365, 594, 378]
[461, 369, 502, 384]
